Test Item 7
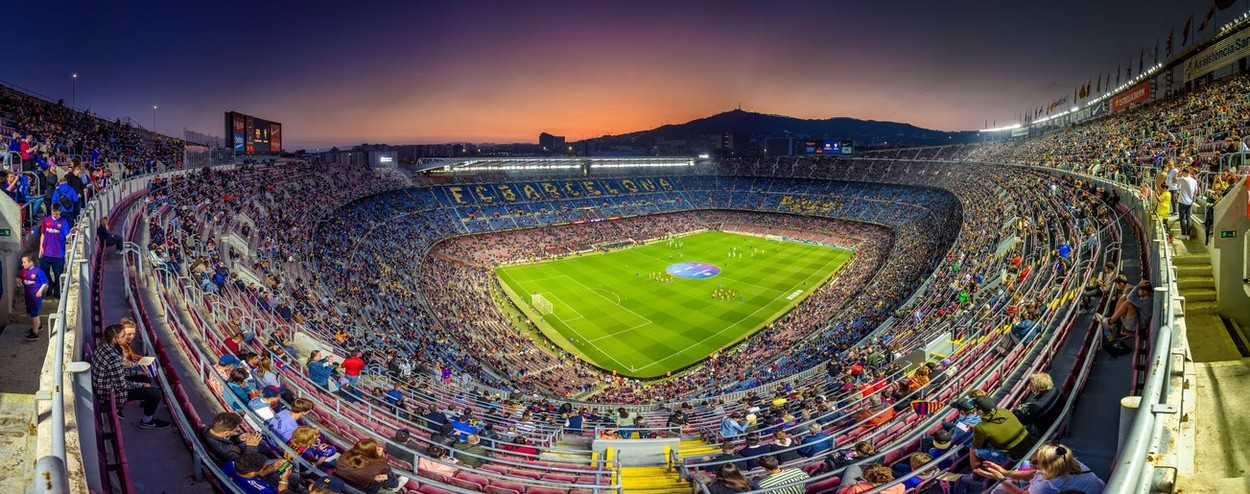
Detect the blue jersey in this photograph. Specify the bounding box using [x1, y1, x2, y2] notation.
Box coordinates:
[22, 266, 48, 296]
[1057, 243, 1071, 258]
[40, 216, 70, 258]
[52, 184, 79, 213]
[223, 462, 277, 494]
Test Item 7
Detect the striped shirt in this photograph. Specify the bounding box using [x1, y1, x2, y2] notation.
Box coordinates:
[91, 343, 145, 405]
[757, 468, 810, 494]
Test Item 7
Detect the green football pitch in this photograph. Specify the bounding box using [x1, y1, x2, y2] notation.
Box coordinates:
[496, 230, 852, 378]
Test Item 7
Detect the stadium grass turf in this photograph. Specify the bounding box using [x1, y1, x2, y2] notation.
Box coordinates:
[496, 231, 852, 378]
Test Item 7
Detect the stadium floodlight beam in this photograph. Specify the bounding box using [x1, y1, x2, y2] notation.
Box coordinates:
[979, 123, 1022, 133]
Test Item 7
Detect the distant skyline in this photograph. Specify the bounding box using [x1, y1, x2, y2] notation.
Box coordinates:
[9, 0, 1223, 149]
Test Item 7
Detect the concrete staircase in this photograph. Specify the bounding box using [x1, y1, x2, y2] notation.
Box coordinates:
[618, 466, 688, 493]
[1170, 222, 1243, 362]
[678, 437, 722, 458]
[614, 437, 716, 493]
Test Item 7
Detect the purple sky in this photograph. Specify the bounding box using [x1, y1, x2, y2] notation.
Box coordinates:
[8, 0, 1220, 149]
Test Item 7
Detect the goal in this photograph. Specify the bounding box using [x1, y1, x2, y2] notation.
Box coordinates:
[531, 293, 554, 315]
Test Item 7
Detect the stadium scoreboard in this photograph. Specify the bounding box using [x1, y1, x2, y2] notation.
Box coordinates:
[226, 111, 283, 155]
[802, 140, 853, 155]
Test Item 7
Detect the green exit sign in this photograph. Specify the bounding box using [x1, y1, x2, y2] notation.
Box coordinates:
[1220, 230, 1237, 238]
[0, 228, 11, 237]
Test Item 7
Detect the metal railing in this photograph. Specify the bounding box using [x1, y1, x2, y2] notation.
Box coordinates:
[1102, 217, 1183, 494]
[29, 176, 148, 492]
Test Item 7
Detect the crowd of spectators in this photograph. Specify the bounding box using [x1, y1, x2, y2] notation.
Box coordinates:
[963, 75, 1250, 199]
[2, 85, 182, 176]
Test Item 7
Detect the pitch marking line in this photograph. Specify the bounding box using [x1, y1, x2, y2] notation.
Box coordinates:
[501, 270, 636, 372]
[501, 270, 588, 321]
[560, 275, 653, 327]
[543, 292, 586, 322]
[587, 320, 653, 343]
[715, 275, 789, 295]
[633, 252, 848, 371]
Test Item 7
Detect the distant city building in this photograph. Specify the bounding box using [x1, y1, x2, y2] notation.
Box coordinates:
[577, 140, 597, 156]
[720, 132, 752, 155]
[765, 137, 796, 156]
[318, 146, 368, 166]
[539, 132, 566, 153]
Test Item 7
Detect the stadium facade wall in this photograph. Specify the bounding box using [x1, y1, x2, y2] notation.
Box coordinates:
[1207, 177, 1250, 327]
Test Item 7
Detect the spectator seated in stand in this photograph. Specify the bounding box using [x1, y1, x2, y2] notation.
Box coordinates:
[226, 452, 301, 494]
[755, 455, 810, 494]
[969, 396, 1035, 469]
[334, 438, 408, 494]
[1013, 373, 1063, 437]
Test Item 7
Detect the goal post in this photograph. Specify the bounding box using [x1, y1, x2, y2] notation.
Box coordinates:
[532, 293, 554, 315]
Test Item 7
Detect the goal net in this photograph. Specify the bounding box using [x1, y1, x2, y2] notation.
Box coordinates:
[532, 293, 554, 315]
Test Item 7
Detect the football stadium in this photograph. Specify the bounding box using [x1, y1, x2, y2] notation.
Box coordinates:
[3, 2, 1250, 494]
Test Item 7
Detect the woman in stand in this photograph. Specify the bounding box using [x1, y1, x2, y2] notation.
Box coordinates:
[705, 463, 754, 494]
[335, 438, 408, 494]
[975, 444, 1105, 494]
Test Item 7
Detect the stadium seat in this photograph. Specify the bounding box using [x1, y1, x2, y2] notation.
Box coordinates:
[448, 476, 485, 491]
[805, 476, 841, 494]
[540, 473, 575, 483]
[485, 480, 526, 494]
[418, 485, 455, 494]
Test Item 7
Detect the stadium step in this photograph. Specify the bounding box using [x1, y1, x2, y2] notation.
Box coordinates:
[1174, 474, 1250, 494]
[1176, 276, 1215, 290]
[1177, 359, 1250, 492]
[1172, 252, 1211, 265]
[1184, 314, 1243, 362]
[618, 465, 689, 493]
[1179, 288, 1217, 302]
[0, 393, 36, 493]
[678, 438, 721, 457]
[1175, 265, 1211, 278]
[1185, 300, 1219, 314]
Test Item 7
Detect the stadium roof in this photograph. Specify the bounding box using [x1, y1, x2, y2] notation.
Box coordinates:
[419, 156, 697, 173]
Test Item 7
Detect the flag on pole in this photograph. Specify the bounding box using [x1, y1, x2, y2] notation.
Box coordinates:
[1182, 14, 1193, 45]
[1166, 29, 1174, 57]
[1199, 1, 1216, 31]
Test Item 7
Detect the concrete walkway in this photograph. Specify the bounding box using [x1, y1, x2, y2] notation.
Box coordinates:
[0, 298, 58, 490]
[1176, 359, 1250, 494]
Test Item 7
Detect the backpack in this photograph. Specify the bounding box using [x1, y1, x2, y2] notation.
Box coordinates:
[1104, 339, 1133, 358]
[56, 186, 75, 212]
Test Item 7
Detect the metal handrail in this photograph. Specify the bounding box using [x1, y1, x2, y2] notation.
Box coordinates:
[144, 270, 621, 492]
[30, 177, 141, 491]
[1102, 214, 1180, 494]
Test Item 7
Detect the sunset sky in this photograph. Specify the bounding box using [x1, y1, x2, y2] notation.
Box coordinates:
[10, 0, 1216, 148]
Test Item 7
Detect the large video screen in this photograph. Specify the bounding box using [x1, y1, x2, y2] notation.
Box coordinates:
[802, 139, 853, 155]
[225, 111, 283, 155]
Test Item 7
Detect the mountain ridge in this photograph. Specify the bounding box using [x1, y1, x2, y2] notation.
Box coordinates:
[576, 108, 978, 149]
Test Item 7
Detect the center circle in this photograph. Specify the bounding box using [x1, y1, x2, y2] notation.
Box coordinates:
[666, 262, 722, 279]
